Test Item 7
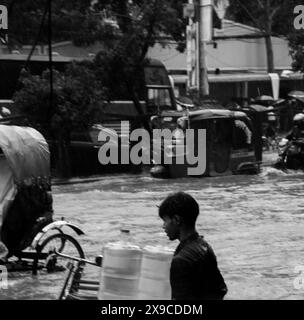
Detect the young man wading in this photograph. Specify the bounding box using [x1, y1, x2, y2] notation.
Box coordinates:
[159, 192, 227, 300]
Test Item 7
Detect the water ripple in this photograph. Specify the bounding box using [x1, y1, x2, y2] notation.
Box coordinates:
[2, 169, 304, 300]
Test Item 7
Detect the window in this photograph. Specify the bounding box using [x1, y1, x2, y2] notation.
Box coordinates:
[147, 88, 175, 111]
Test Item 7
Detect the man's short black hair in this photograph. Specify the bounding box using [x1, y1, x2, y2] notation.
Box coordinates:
[158, 192, 199, 226]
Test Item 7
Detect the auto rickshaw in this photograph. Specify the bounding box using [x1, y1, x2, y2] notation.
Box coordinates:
[149, 105, 261, 179]
[0, 123, 85, 274]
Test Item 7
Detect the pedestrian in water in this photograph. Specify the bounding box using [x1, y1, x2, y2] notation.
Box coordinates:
[158, 191, 227, 300]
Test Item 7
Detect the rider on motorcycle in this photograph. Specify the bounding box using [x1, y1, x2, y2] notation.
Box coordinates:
[276, 113, 304, 169]
[286, 113, 304, 141]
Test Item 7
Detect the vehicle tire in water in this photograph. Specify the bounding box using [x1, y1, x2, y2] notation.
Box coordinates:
[37, 233, 85, 272]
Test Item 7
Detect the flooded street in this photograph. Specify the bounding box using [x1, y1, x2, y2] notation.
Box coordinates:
[2, 167, 304, 300]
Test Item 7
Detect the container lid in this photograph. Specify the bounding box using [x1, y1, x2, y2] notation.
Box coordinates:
[143, 245, 174, 255]
[104, 241, 141, 251]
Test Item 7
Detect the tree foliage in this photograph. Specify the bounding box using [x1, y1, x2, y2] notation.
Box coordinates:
[7, 0, 187, 176]
[227, 0, 303, 71]
[3, 0, 102, 47]
[13, 61, 105, 177]
[90, 0, 187, 130]
[94, 0, 186, 52]
[227, 0, 297, 36]
[6, 0, 186, 97]
[7, 0, 186, 113]
[4, 0, 186, 51]
[288, 31, 304, 72]
[13, 61, 104, 140]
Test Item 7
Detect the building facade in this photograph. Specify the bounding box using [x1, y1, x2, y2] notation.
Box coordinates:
[147, 20, 303, 105]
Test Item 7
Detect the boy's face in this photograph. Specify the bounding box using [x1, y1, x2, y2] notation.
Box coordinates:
[162, 215, 180, 241]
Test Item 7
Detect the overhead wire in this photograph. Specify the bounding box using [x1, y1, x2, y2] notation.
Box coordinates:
[234, 0, 265, 34]
[23, 0, 49, 69]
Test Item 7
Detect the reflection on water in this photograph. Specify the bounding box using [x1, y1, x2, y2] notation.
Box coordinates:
[2, 168, 304, 300]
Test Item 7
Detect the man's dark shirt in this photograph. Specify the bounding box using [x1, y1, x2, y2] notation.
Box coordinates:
[170, 232, 227, 300]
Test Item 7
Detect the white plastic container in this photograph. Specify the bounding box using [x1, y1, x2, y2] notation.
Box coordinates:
[98, 230, 142, 300]
[138, 245, 174, 300]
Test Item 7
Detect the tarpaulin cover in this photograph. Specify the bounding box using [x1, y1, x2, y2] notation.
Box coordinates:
[0, 155, 15, 258]
[0, 125, 50, 183]
[0, 156, 15, 217]
[0, 125, 51, 254]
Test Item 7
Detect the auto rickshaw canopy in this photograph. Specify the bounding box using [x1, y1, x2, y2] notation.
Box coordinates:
[0, 125, 50, 183]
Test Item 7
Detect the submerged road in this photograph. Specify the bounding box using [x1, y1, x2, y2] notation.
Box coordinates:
[2, 167, 304, 300]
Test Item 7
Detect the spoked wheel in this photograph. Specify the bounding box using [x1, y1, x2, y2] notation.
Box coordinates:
[37, 233, 85, 273]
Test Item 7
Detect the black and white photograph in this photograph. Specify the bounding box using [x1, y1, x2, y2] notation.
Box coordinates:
[0, 0, 304, 309]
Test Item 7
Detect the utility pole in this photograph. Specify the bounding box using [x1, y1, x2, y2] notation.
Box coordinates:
[198, 0, 212, 99]
[185, 0, 213, 99]
[184, 0, 196, 91]
[48, 0, 53, 120]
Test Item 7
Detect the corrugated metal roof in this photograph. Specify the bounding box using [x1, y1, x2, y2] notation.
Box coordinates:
[172, 72, 304, 84]
[215, 19, 263, 37]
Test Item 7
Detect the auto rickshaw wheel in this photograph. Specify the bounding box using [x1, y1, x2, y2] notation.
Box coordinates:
[37, 233, 85, 273]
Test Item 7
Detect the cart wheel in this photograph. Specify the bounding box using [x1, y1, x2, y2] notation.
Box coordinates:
[37, 233, 85, 273]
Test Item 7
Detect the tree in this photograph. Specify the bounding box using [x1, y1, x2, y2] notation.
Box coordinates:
[7, 0, 186, 122]
[6, 0, 186, 113]
[2, 0, 103, 48]
[9, 1, 187, 176]
[4, 0, 186, 53]
[227, 0, 299, 73]
[13, 61, 104, 177]
[90, 0, 186, 132]
[94, 0, 186, 52]
[288, 31, 304, 72]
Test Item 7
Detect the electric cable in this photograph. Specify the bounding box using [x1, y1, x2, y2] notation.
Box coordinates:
[23, 0, 49, 70]
[234, 0, 265, 33]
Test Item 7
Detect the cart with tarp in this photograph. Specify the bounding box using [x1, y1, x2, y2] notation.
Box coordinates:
[0, 124, 85, 274]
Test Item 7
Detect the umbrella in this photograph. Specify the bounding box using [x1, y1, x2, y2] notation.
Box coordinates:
[255, 95, 275, 102]
[288, 90, 304, 103]
[254, 95, 275, 107]
[176, 96, 195, 108]
[249, 104, 269, 112]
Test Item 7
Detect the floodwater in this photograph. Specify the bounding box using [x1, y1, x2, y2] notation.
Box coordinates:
[2, 166, 304, 300]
